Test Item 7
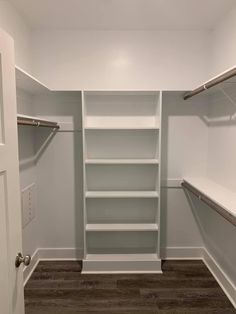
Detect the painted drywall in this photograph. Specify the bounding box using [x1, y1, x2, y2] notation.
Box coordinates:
[3, 10, 216, 261]
[31, 30, 211, 90]
[202, 83, 236, 284]
[161, 92, 208, 253]
[18, 90, 83, 256]
[161, 90, 236, 286]
[162, 92, 209, 181]
[0, 1, 32, 72]
[161, 188, 203, 251]
[207, 84, 236, 192]
[187, 194, 236, 286]
[3, 0, 234, 271]
[17, 89, 206, 257]
[211, 4, 236, 76]
[33, 92, 83, 251]
[17, 89, 39, 257]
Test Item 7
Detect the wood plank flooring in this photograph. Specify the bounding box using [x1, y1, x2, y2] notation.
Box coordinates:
[24, 260, 235, 314]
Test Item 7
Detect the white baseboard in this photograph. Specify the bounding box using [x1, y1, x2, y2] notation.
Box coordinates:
[23, 249, 40, 286]
[161, 246, 235, 309]
[161, 246, 204, 259]
[23, 247, 83, 286]
[202, 248, 236, 308]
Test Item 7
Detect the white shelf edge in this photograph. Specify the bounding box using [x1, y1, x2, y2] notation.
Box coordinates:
[84, 127, 160, 130]
[85, 254, 160, 261]
[183, 177, 236, 219]
[15, 65, 50, 93]
[85, 159, 159, 165]
[86, 223, 158, 232]
[84, 91, 160, 96]
[85, 191, 159, 198]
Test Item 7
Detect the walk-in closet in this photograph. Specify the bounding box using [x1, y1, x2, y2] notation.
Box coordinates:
[0, 1, 235, 313]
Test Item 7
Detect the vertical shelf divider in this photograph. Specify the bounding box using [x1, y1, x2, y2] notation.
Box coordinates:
[157, 91, 162, 258]
[81, 91, 87, 259]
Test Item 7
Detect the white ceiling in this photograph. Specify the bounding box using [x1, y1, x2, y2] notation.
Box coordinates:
[10, 0, 235, 30]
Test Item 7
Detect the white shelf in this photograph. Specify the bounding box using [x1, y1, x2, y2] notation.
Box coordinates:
[85, 126, 159, 130]
[83, 253, 162, 273]
[15, 66, 49, 94]
[85, 253, 159, 261]
[86, 223, 158, 232]
[85, 159, 159, 164]
[85, 191, 159, 198]
[84, 116, 160, 130]
[183, 177, 236, 219]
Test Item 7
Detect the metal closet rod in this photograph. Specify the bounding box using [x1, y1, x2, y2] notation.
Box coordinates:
[17, 117, 60, 129]
[183, 66, 236, 100]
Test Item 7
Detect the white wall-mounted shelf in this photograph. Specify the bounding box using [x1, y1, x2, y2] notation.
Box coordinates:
[85, 117, 160, 129]
[15, 66, 50, 94]
[82, 91, 162, 273]
[85, 191, 159, 198]
[183, 177, 236, 225]
[84, 126, 159, 130]
[85, 159, 159, 164]
[86, 223, 158, 232]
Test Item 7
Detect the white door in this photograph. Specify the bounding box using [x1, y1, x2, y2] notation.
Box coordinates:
[0, 29, 24, 314]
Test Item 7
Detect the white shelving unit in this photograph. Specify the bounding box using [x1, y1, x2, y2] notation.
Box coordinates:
[82, 91, 162, 273]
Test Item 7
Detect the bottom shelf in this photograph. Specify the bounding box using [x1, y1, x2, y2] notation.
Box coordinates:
[86, 191, 159, 198]
[82, 254, 162, 274]
[86, 223, 158, 231]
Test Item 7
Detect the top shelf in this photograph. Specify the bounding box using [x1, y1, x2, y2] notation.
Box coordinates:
[83, 91, 161, 130]
[15, 66, 50, 94]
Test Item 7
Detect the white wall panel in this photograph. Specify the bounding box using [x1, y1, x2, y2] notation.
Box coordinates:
[162, 92, 209, 182]
[211, 5, 236, 76]
[161, 92, 208, 251]
[161, 188, 203, 249]
[31, 30, 211, 90]
[199, 83, 236, 286]
[207, 85, 236, 192]
[17, 89, 39, 258]
[34, 92, 83, 250]
[0, 1, 32, 72]
[188, 195, 236, 285]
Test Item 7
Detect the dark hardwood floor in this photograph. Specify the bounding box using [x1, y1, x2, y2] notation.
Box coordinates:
[24, 260, 235, 314]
